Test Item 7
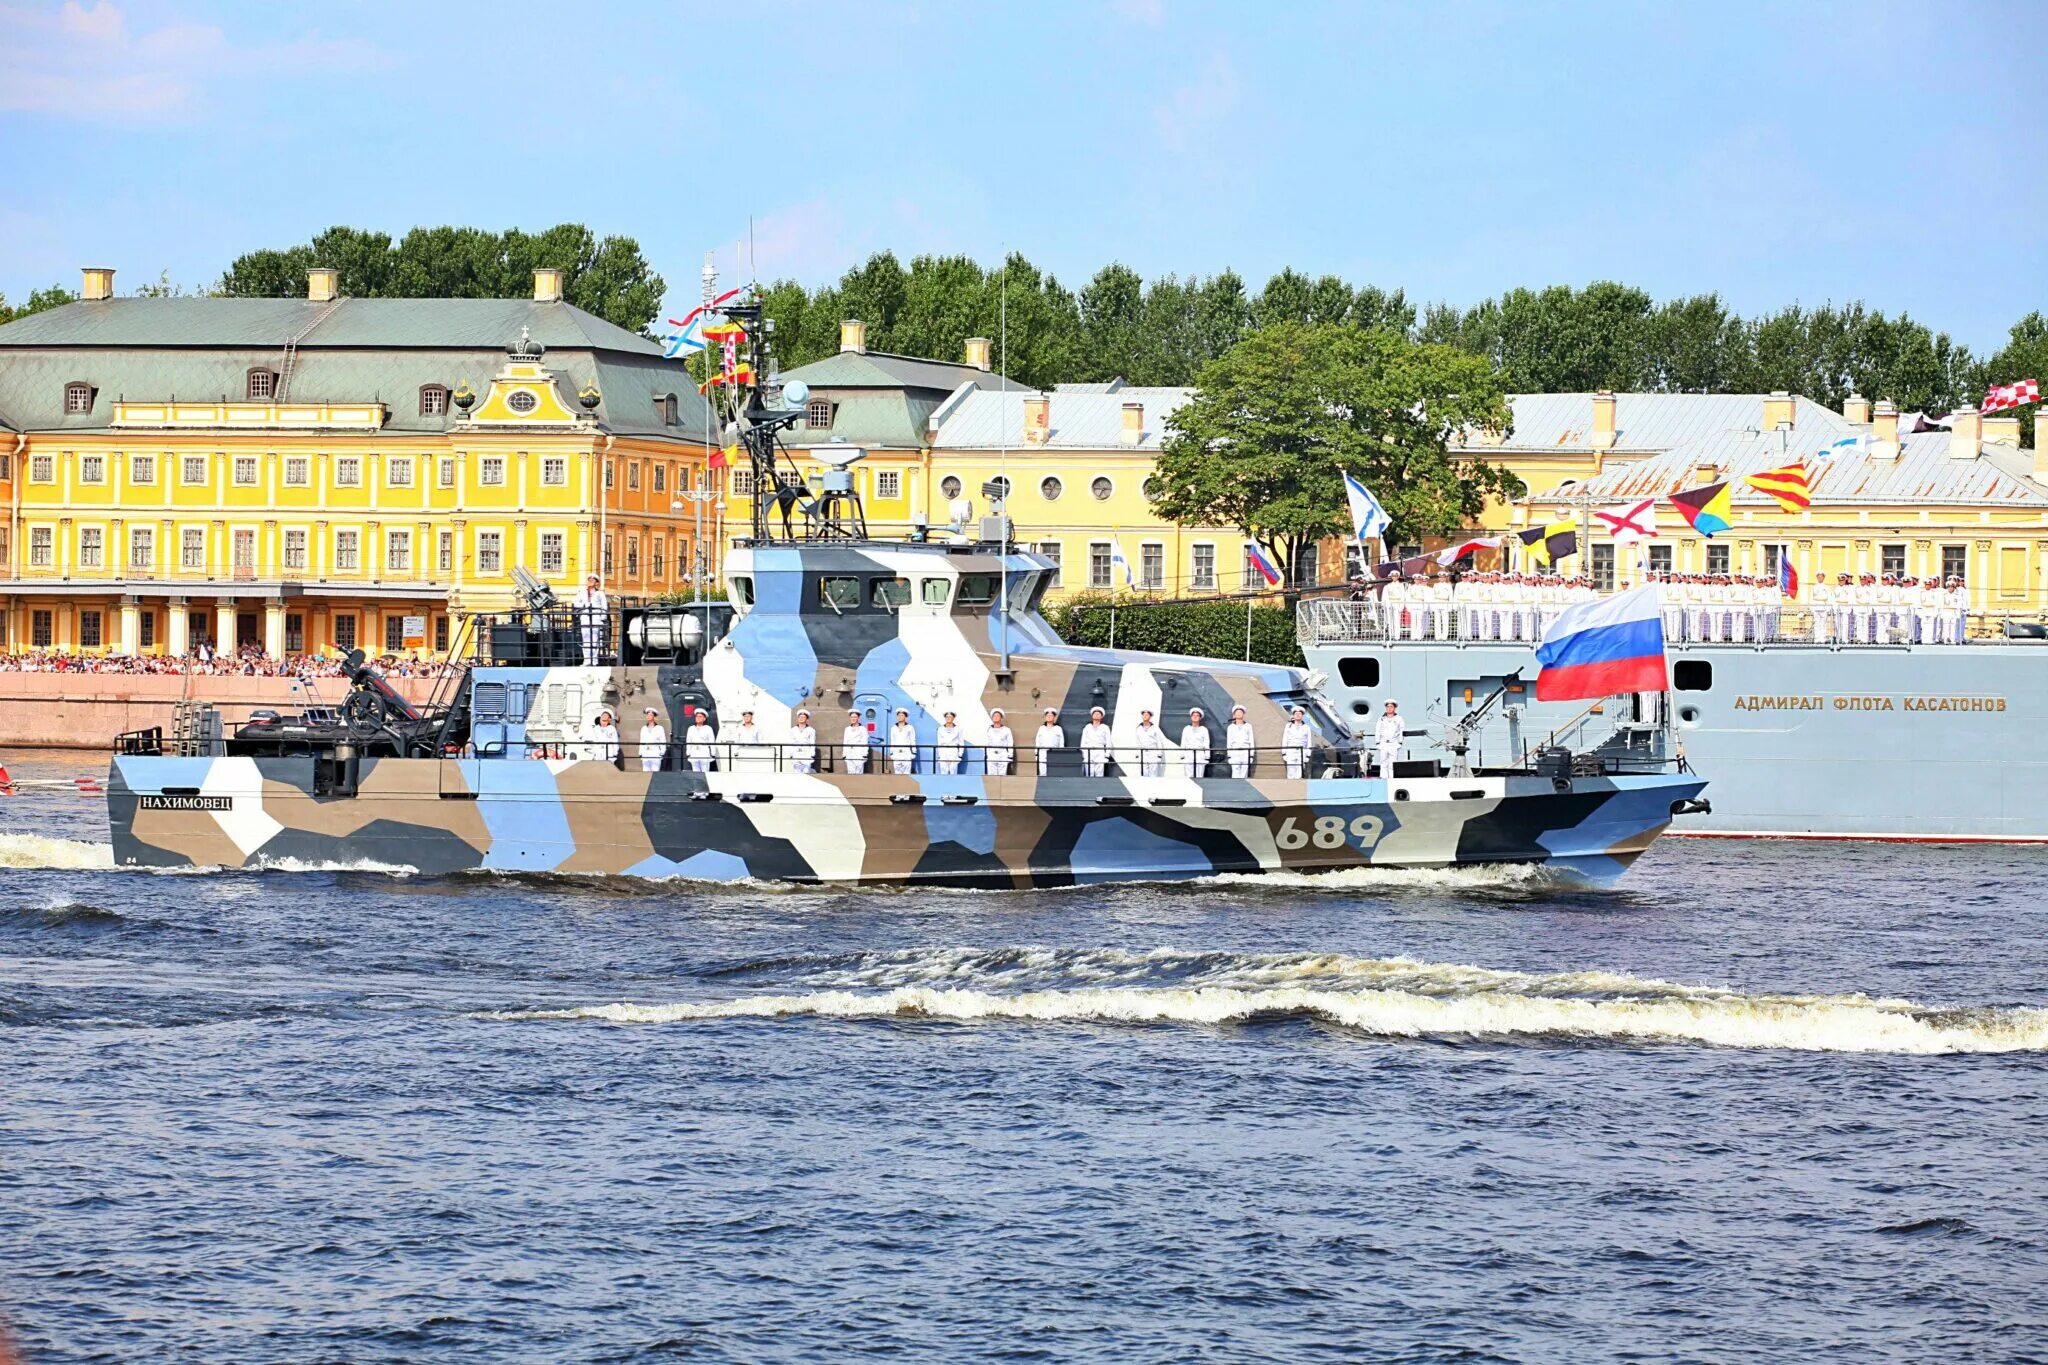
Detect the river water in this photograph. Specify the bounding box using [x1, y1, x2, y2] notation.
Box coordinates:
[2, 747, 2046, 1362]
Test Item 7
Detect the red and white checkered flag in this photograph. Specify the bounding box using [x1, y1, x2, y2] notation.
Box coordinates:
[1982, 378, 2040, 414]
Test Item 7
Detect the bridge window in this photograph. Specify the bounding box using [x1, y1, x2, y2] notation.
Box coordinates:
[957, 574, 998, 606]
[920, 578, 951, 607]
[819, 576, 860, 610]
[871, 577, 911, 610]
[1674, 660, 1713, 691]
[1337, 656, 1381, 688]
[728, 576, 753, 608]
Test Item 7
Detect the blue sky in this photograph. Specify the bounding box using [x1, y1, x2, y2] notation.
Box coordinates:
[1, 0, 2040, 350]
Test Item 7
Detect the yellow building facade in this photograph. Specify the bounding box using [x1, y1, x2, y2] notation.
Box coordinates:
[1455, 391, 2047, 616]
[0, 268, 716, 657]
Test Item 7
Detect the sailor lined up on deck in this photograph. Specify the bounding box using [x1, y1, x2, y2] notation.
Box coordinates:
[1373, 701, 1402, 779]
[1179, 708, 1211, 777]
[572, 574, 608, 666]
[789, 709, 817, 774]
[986, 709, 1015, 776]
[1282, 705, 1312, 779]
[842, 709, 869, 774]
[1134, 709, 1168, 777]
[684, 708, 715, 772]
[1226, 705, 1255, 779]
[638, 707, 666, 773]
[1080, 707, 1111, 777]
[1036, 708, 1066, 776]
[935, 712, 966, 775]
[888, 709, 917, 775]
[590, 710, 619, 763]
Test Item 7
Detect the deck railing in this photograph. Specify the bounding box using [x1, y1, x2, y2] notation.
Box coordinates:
[1296, 598, 2042, 649]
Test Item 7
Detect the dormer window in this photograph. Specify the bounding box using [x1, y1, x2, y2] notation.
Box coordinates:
[420, 385, 450, 416]
[64, 382, 93, 414]
[657, 393, 679, 425]
[246, 368, 278, 401]
[807, 399, 832, 428]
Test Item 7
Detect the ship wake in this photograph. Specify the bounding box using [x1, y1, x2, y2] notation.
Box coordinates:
[479, 949, 2048, 1055]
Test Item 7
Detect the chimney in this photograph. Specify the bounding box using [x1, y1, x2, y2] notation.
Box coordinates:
[81, 267, 115, 301]
[1983, 414, 2021, 447]
[532, 268, 564, 303]
[1023, 395, 1050, 445]
[1843, 392, 1872, 424]
[1948, 405, 1982, 459]
[839, 319, 868, 354]
[1590, 390, 1617, 450]
[963, 337, 991, 371]
[306, 267, 339, 303]
[1870, 399, 1900, 461]
[1762, 390, 1795, 431]
[1120, 401, 1144, 445]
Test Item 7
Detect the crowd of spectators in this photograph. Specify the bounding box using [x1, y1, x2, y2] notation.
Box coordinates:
[0, 645, 462, 679]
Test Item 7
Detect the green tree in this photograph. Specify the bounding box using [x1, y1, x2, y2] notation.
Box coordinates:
[0, 283, 80, 324]
[1154, 322, 1521, 582]
[1647, 293, 1749, 392]
[217, 224, 665, 333]
[1078, 262, 1147, 383]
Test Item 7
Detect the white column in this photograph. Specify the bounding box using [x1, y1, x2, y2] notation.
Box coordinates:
[264, 598, 285, 657]
[215, 597, 235, 650]
[166, 597, 189, 655]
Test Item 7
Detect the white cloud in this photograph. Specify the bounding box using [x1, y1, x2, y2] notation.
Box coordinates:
[0, 1, 392, 123]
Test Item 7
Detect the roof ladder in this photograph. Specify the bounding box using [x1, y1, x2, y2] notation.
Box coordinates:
[277, 294, 345, 402]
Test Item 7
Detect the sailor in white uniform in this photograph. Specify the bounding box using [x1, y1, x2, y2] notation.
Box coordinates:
[730, 709, 764, 772]
[1178, 707, 1212, 778]
[589, 710, 620, 765]
[1225, 704, 1256, 779]
[637, 707, 668, 774]
[1809, 571, 1833, 642]
[571, 574, 608, 666]
[1134, 708, 1168, 778]
[1427, 573, 1455, 641]
[683, 708, 716, 772]
[1079, 706, 1111, 777]
[788, 708, 818, 774]
[1035, 708, 1066, 776]
[841, 709, 870, 774]
[935, 711, 966, 775]
[1832, 573, 1856, 644]
[1281, 705, 1313, 780]
[1945, 575, 1969, 642]
[1381, 571, 1408, 640]
[985, 709, 1015, 776]
[887, 708, 917, 775]
[1373, 700, 1403, 780]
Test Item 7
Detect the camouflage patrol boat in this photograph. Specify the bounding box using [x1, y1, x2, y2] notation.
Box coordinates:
[106, 297, 1706, 885]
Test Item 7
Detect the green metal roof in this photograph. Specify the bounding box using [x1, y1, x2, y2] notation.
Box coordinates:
[782, 348, 1029, 395]
[0, 297, 708, 440]
[0, 296, 661, 353]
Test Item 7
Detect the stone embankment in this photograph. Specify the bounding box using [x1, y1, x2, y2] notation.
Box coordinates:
[0, 674, 444, 749]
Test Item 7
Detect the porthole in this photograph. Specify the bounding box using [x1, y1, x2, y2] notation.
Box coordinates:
[1677, 705, 1701, 727]
[1090, 476, 1113, 501]
[1040, 475, 1063, 501]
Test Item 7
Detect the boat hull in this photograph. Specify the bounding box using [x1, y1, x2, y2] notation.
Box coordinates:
[1304, 637, 2048, 840]
[107, 754, 1704, 886]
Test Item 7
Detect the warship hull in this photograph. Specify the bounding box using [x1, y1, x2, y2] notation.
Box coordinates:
[107, 753, 1704, 886]
[1304, 636, 2046, 841]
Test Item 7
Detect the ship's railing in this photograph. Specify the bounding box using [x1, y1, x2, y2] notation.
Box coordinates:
[475, 737, 1380, 780]
[1298, 597, 2041, 648]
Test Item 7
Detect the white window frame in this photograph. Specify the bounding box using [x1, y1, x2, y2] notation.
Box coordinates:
[385, 529, 411, 574]
[539, 531, 566, 575]
[1190, 542, 1217, 591]
[30, 526, 55, 566]
[31, 455, 54, 483]
[386, 456, 414, 488]
[233, 455, 259, 487]
[129, 453, 155, 485]
[181, 527, 206, 570]
[439, 457, 457, 489]
[283, 528, 307, 571]
[479, 456, 506, 487]
[334, 457, 362, 488]
[1089, 541, 1113, 590]
[182, 455, 208, 485]
[1139, 541, 1165, 591]
[875, 470, 901, 499]
[437, 530, 454, 573]
[334, 528, 360, 571]
[283, 456, 309, 487]
[79, 454, 106, 484]
[78, 526, 105, 568]
[475, 529, 503, 575]
[541, 456, 567, 487]
[127, 526, 154, 570]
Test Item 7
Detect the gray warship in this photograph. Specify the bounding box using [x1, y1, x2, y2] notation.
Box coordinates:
[104, 299, 1707, 884]
[1300, 599, 2045, 841]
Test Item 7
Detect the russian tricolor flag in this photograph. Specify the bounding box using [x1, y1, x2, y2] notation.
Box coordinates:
[1244, 540, 1283, 587]
[1534, 586, 1669, 701]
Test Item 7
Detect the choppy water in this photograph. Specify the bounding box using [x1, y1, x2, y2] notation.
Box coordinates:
[4, 747, 2048, 1362]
